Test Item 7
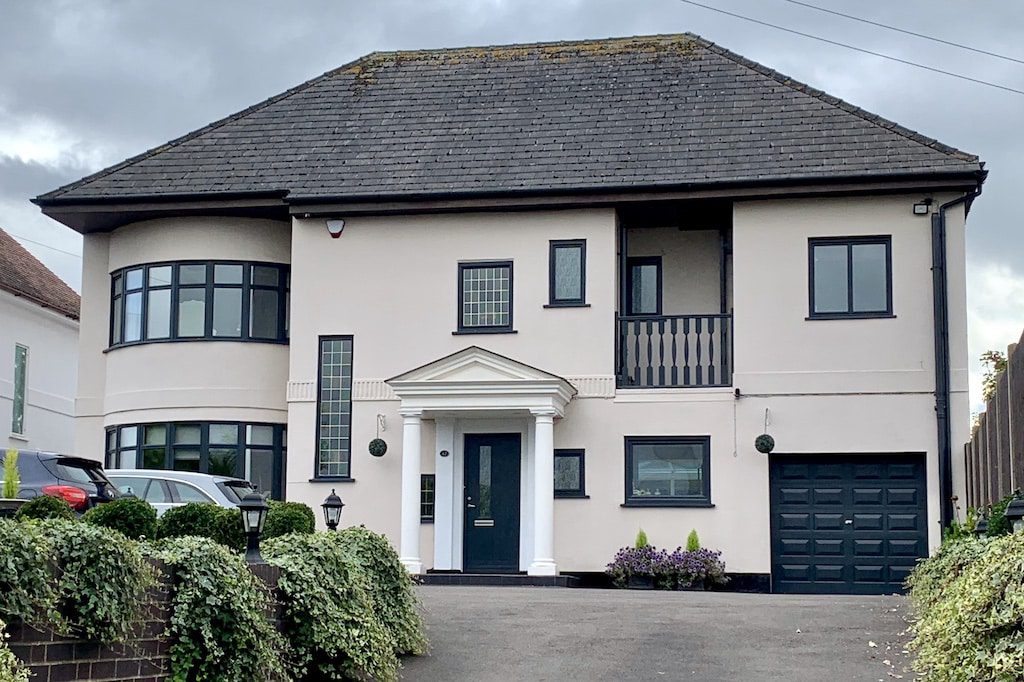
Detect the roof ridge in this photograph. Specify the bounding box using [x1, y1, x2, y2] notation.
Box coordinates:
[366, 32, 697, 59]
[690, 35, 980, 164]
[35, 52, 378, 202]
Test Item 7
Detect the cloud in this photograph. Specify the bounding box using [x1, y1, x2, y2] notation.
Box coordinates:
[966, 261, 1024, 411]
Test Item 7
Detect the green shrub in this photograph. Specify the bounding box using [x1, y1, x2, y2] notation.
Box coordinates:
[264, 531, 401, 681]
[634, 528, 649, 549]
[147, 536, 285, 682]
[339, 526, 426, 656]
[909, 532, 1024, 680]
[264, 500, 316, 540]
[36, 519, 151, 642]
[986, 491, 1021, 537]
[0, 519, 55, 622]
[0, 618, 29, 682]
[685, 529, 701, 552]
[2, 450, 19, 499]
[157, 503, 244, 551]
[15, 495, 76, 521]
[942, 507, 978, 543]
[906, 535, 988, 612]
[82, 497, 157, 540]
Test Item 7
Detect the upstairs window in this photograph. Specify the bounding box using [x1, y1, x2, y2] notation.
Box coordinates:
[109, 261, 289, 347]
[626, 256, 662, 315]
[548, 240, 586, 306]
[316, 336, 354, 480]
[809, 237, 892, 319]
[457, 261, 513, 333]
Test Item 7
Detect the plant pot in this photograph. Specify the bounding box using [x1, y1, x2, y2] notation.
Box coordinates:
[0, 498, 26, 518]
[627, 575, 655, 590]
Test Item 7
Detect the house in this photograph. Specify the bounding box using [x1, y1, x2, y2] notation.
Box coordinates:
[32, 34, 984, 594]
[0, 228, 80, 454]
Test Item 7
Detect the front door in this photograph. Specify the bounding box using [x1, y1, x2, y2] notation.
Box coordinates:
[463, 433, 521, 573]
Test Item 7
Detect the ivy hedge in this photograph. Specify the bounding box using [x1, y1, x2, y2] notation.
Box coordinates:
[0, 505, 426, 681]
[907, 532, 1024, 680]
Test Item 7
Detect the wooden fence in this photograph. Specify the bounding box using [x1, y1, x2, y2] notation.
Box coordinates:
[965, 334, 1024, 509]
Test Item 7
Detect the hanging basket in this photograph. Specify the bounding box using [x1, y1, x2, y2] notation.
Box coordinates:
[368, 438, 388, 457]
[754, 434, 775, 454]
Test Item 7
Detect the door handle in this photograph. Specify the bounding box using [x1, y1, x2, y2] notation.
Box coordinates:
[466, 503, 476, 508]
[844, 519, 853, 525]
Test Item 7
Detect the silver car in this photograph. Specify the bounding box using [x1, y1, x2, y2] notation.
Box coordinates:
[106, 469, 258, 516]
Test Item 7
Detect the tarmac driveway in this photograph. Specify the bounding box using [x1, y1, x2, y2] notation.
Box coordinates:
[401, 586, 914, 681]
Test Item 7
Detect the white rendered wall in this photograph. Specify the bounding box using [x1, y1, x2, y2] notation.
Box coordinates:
[0, 291, 78, 453]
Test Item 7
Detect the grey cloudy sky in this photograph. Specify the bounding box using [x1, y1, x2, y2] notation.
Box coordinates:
[1, 0, 1022, 407]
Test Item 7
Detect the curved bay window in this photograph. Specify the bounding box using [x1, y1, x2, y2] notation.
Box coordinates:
[110, 261, 289, 348]
[105, 421, 287, 499]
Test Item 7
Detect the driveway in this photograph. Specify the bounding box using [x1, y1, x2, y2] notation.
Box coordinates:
[402, 586, 914, 681]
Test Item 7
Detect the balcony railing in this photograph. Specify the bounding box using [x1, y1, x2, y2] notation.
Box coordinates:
[616, 314, 733, 388]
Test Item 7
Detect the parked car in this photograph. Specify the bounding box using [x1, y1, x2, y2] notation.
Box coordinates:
[105, 470, 258, 516]
[13, 451, 120, 511]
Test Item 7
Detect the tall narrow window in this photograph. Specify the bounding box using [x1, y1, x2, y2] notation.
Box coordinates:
[548, 240, 586, 306]
[809, 237, 892, 318]
[420, 474, 435, 522]
[316, 336, 354, 479]
[457, 261, 513, 333]
[626, 256, 662, 315]
[11, 344, 27, 435]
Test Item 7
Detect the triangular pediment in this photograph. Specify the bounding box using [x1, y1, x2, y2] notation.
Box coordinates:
[387, 346, 568, 385]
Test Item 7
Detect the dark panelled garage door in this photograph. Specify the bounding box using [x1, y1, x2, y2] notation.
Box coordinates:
[769, 453, 928, 595]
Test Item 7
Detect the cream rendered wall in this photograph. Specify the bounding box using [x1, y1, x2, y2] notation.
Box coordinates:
[74, 217, 291, 462]
[626, 227, 722, 315]
[0, 291, 78, 454]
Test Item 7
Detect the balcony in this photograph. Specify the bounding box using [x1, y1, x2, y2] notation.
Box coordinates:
[615, 201, 733, 389]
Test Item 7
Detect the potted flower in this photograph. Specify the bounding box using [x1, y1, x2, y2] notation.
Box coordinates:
[0, 449, 26, 517]
[606, 529, 658, 589]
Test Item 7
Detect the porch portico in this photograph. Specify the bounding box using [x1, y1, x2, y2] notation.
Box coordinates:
[386, 347, 576, 576]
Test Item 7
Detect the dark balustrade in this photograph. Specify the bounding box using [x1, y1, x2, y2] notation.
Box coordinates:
[616, 314, 733, 388]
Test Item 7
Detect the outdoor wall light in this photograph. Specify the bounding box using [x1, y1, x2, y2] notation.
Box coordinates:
[238, 492, 270, 564]
[913, 199, 933, 215]
[975, 515, 989, 535]
[1005, 498, 1024, 533]
[322, 489, 345, 531]
[326, 219, 346, 238]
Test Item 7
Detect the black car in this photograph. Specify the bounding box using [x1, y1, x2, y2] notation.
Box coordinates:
[13, 451, 119, 511]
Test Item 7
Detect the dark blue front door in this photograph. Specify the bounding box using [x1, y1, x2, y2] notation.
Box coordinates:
[464, 433, 521, 573]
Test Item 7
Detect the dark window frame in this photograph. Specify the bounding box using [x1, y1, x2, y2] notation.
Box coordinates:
[547, 240, 587, 307]
[103, 421, 287, 499]
[554, 449, 587, 498]
[420, 473, 435, 522]
[625, 256, 663, 316]
[313, 335, 355, 482]
[455, 260, 515, 334]
[108, 260, 290, 349]
[807, 236, 894, 320]
[623, 435, 713, 507]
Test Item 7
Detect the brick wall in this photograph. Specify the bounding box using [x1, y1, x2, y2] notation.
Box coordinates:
[5, 561, 283, 682]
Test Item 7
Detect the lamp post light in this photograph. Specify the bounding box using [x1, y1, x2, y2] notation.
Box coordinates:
[238, 492, 270, 564]
[322, 489, 345, 531]
[1005, 498, 1024, 533]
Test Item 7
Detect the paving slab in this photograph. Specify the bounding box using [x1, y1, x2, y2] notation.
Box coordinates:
[401, 585, 915, 681]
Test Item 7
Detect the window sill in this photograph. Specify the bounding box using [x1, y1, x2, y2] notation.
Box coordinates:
[452, 329, 518, 336]
[105, 337, 289, 353]
[805, 313, 896, 321]
[555, 493, 590, 499]
[309, 477, 356, 483]
[621, 500, 715, 508]
[8, 433, 28, 443]
[420, 519, 434, 524]
[543, 302, 590, 309]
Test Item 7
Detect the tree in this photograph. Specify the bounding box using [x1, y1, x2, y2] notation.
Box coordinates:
[981, 349, 1008, 403]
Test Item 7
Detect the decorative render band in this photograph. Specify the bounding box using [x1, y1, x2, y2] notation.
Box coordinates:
[286, 376, 616, 403]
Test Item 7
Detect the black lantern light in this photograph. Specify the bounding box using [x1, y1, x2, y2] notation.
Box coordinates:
[1005, 498, 1024, 533]
[238, 492, 270, 564]
[975, 515, 989, 535]
[322, 489, 345, 531]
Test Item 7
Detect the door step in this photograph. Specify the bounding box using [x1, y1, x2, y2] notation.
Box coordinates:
[418, 573, 579, 588]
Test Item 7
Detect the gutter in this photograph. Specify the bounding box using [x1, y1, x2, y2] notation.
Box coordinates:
[932, 179, 984, 528]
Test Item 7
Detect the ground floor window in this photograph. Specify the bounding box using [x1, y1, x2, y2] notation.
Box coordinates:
[420, 474, 435, 522]
[105, 421, 287, 499]
[624, 436, 711, 506]
[554, 449, 586, 498]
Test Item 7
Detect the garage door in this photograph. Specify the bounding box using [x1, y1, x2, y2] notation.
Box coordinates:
[769, 453, 928, 595]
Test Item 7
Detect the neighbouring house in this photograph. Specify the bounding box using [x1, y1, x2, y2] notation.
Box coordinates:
[0, 228, 79, 454]
[32, 34, 984, 594]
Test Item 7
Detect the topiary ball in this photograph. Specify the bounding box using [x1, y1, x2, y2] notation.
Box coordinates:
[15, 494, 76, 521]
[754, 433, 775, 454]
[369, 438, 388, 457]
[82, 496, 158, 540]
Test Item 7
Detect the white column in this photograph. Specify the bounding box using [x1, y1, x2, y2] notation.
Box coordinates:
[399, 409, 423, 574]
[529, 409, 557, 576]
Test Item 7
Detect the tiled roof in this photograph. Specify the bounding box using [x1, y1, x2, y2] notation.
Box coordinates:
[37, 34, 983, 204]
[0, 228, 80, 320]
